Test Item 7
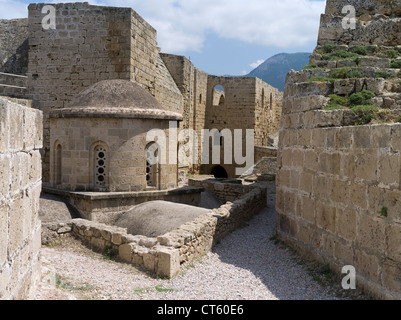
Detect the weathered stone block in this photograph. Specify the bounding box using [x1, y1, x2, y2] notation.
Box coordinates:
[337, 208, 357, 241]
[316, 201, 336, 233]
[358, 57, 391, 68]
[354, 249, 380, 283]
[386, 224, 401, 262]
[118, 243, 134, 263]
[157, 248, 180, 278]
[378, 152, 400, 186]
[357, 215, 386, 255]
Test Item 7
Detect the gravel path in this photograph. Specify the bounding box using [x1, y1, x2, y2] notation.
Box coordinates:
[34, 188, 343, 301]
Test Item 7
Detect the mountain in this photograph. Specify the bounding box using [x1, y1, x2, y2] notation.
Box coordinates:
[247, 52, 311, 91]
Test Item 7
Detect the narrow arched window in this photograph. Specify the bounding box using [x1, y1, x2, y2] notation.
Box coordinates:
[55, 144, 62, 185]
[94, 145, 108, 189]
[270, 92, 273, 110]
[213, 84, 225, 107]
[146, 142, 159, 188]
[261, 89, 265, 109]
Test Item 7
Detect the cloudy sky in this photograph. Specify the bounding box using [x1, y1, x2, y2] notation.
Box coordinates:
[0, 0, 326, 75]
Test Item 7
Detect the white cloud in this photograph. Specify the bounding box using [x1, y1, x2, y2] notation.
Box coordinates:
[250, 59, 265, 69]
[103, 0, 326, 53]
[0, 0, 326, 53]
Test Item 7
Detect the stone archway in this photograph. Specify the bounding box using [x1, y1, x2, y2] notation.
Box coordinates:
[211, 165, 228, 178]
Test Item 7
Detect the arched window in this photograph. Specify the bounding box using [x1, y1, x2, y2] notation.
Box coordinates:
[90, 142, 109, 190]
[270, 92, 273, 110]
[213, 85, 225, 107]
[146, 142, 159, 188]
[261, 89, 265, 109]
[54, 143, 62, 186]
[94, 145, 107, 189]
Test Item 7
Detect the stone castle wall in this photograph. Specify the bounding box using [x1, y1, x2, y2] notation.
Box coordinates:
[0, 19, 29, 75]
[276, 0, 401, 300]
[26, 3, 184, 182]
[318, 0, 401, 46]
[0, 97, 42, 299]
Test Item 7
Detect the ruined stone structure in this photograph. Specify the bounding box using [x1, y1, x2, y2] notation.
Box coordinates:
[42, 178, 267, 278]
[1, 2, 282, 183]
[0, 97, 42, 299]
[0, 1, 282, 298]
[276, 0, 401, 299]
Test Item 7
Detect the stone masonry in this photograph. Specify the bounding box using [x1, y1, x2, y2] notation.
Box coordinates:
[276, 0, 401, 300]
[0, 96, 42, 299]
[42, 180, 267, 278]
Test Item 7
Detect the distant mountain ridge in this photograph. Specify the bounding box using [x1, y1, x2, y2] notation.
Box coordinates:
[246, 52, 311, 91]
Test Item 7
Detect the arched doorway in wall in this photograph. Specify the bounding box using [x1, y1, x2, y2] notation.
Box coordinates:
[211, 165, 228, 179]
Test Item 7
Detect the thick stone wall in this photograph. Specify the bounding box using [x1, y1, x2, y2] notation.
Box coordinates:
[318, 0, 401, 46]
[276, 0, 401, 300]
[42, 186, 266, 278]
[160, 54, 209, 171]
[0, 19, 29, 75]
[27, 3, 184, 182]
[0, 96, 42, 299]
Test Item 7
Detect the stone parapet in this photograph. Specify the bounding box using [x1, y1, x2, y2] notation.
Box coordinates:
[0, 96, 42, 299]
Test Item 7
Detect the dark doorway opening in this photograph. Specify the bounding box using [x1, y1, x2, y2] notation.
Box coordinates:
[211, 165, 228, 179]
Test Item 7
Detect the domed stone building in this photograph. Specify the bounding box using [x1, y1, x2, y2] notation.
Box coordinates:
[49, 79, 182, 193]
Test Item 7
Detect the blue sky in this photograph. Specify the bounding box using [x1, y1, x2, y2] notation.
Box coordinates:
[0, 0, 327, 75]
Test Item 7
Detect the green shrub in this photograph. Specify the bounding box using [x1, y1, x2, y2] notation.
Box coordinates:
[347, 69, 364, 78]
[387, 49, 399, 59]
[375, 70, 397, 78]
[390, 59, 401, 69]
[325, 95, 348, 110]
[303, 63, 319, 70]
[306, 76, 335, 84]
[350, 46, 367, 56]
[321, 44, 336, 54]
[331, 50, 359, 59]
[351, 104, 380, 125]
[348, 90, 375, 106]
[330, 67, 353, 79]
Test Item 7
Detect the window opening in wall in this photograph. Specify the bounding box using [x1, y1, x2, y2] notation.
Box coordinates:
[146, 143, 159, 188]
[213, 85, 225, 107]
[270, 92, 273, 110]
[211, 165, 228, 178]
[95, 146, 107, 188]
[213, 130, 222, 147]
[55, 144, 62, 185]
[262, 89, 265, 109]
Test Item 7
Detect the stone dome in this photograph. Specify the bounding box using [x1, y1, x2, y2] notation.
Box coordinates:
[50, 79, 182, 120]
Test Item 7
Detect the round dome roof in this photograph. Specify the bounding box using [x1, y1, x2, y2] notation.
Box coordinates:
[50, 79, 182, 120]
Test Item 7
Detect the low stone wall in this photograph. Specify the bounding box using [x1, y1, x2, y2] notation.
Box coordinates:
[0, 96, 42, 299]
[42, 186, 267, 278]
[255, 146, 277, 162]
[188, 177, 261, 203]
[42, 186, 204, 225]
